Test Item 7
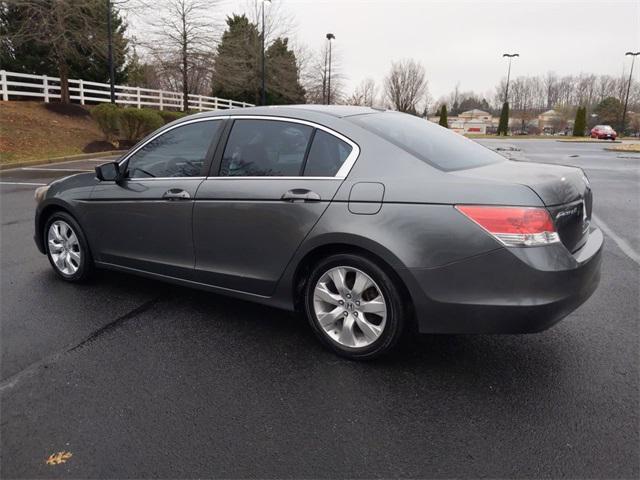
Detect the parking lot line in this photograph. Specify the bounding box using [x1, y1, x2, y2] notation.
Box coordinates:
[0, 181, 47, 186]
[593, 214, 640, 265]
[20, 167, 93, 172]
[1, 157, 118, 174]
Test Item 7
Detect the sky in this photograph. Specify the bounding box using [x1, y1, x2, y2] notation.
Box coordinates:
[131, 0, 640, 102]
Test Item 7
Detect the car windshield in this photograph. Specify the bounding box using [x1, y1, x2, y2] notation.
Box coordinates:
[348, 111, 504, 171]
[596, 125, 612, 130]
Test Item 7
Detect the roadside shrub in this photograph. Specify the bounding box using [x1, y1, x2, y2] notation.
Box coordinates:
[158, 110, 187, 125]
[119, 108, 163, 142]
[91, 103, 121, 146]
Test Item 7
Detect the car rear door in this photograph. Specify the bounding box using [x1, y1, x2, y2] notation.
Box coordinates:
[86, 118, 226, 278]
[193, 117, 359, 296]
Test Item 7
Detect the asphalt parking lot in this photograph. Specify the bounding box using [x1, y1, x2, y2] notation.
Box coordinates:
[1, 140, 638, 478]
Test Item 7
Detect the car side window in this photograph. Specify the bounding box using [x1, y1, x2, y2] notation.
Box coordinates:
[126, 120, 222, 178]
[303, 130, 353, 177]
[220, 119, 313, 176]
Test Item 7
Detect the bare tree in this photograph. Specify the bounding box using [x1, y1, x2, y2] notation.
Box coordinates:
[225, 1, 303, 104]
[384, 59, 428, 114]
[542, 72, 559, 110]
[346, 78, 377, 106]
[145, 0, 219, 111]
[244, 0, 296, 47]
[302, 42, 345, 104]
[2, 0, 110, 103]
[449, 82, 461, 113]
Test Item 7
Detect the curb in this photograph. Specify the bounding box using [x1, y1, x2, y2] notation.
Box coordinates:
[604, 147, 640, 154]
[556, 139, 622, 144]
[0, 151, 126, 171]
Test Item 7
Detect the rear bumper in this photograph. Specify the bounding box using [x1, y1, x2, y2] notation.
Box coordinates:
[406, 227, 603, 334]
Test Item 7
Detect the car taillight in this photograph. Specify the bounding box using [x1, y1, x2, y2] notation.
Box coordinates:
[455, 205, 560, 247]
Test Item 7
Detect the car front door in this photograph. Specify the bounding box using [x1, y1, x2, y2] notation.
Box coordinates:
[85, 118, 225, 278]
[193, 117, 358, 296]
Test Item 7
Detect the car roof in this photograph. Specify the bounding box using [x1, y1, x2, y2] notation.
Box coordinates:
[190, 104, 385, 120]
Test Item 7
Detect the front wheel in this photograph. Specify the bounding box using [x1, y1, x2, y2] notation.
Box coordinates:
[303, 254, 406, 360]
[44, 211, 93, 282]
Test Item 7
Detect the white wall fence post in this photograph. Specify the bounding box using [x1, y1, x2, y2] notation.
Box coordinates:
[0, 70, 7, 101]
[43, 75, 49, 103]
[0, 69, 254, 109]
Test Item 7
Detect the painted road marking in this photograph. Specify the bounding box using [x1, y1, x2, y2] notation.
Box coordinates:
[21, 167, 93, 172]
[0, 181, 47, 186]
[593, 214, 640, 265]
[1, 157, 118, 173]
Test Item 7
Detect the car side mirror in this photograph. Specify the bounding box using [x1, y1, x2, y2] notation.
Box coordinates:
[95, 161, 121, 182]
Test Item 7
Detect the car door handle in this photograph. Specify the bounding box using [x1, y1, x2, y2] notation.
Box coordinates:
[163, 188, 191, 200]
[281, 189, 321, 202]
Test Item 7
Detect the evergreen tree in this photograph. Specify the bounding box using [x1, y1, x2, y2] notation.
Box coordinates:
[497, 101, 510, 135]
[71, 2, 129, 84]
[438, 105, 448, 128]
[265, 38, 305, 105]
[573, 106, 587, 136]
[211, 14, 304, 106]
[211, 15, 261, 105]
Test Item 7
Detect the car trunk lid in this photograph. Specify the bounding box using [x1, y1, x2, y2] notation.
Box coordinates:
[455, 160, 592, 252]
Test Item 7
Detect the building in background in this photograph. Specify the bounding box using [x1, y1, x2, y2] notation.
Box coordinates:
[429, 109, 495, 134]
[537, 109, 564, 134]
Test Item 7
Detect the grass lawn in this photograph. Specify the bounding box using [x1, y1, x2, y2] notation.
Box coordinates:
[604, 143, 640, 153]
[0, 101, 105, 164]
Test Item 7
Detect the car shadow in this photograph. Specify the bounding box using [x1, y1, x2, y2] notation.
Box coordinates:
[89, 269, 565, 390]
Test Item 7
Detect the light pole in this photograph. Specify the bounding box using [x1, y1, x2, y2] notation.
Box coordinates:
[621, 51, 639, 134]
[322, 46, 328, 103]
[502, 53, 519, 103]
[107, 0, 115, 103]
[261, 0, 271, 106]
[326, 33, 335, 105]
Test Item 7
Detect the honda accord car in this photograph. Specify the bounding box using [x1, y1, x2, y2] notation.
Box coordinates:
[34, 105, 603, 359]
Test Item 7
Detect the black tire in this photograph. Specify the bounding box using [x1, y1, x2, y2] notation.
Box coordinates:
[44, 211, 94, 282]
[303, 253, 406, 360]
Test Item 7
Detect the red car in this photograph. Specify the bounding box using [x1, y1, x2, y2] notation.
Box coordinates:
[591, 125, 617, 140]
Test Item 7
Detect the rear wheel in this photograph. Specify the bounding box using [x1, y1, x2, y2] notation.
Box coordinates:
[44, 211, 93, 282]
[304, 253, 405, 360]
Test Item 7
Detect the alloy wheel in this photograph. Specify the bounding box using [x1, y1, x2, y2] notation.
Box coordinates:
[313, 266, 387, 348]
[47, 220, 81, 276]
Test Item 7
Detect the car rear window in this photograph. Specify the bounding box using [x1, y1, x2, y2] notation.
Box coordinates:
[347, 111, 505, 171]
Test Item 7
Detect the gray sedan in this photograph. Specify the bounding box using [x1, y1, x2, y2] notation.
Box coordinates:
[34, 106, 603, 359]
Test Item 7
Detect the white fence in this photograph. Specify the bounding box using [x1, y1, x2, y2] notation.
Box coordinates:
[0, 70, 253, 111]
